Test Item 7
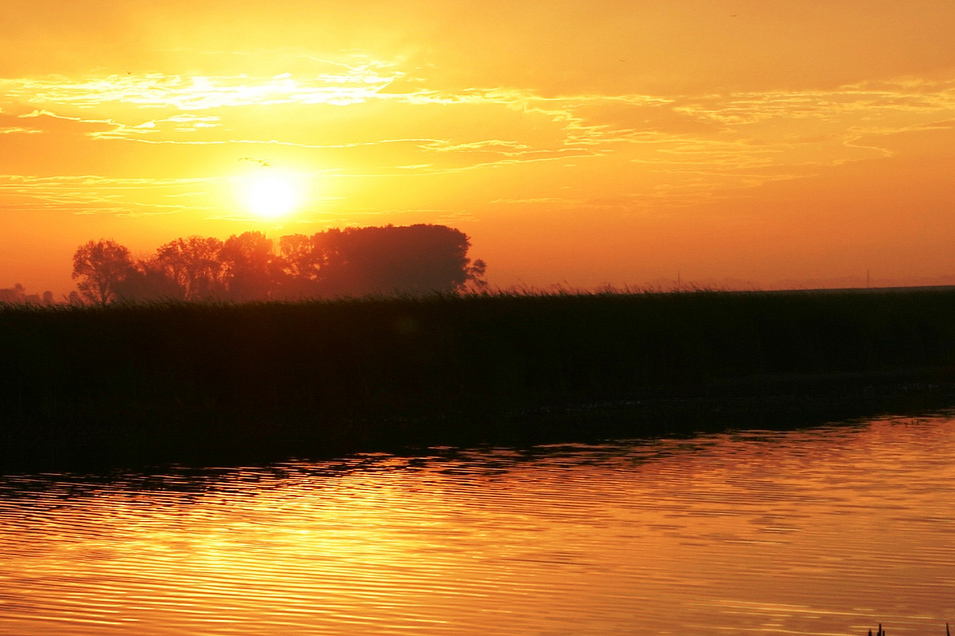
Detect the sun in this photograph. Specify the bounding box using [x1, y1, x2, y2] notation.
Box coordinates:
[240, 171, 301, 219]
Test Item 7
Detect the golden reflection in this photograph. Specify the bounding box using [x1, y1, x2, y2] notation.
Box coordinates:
[1, 418, 954, 634]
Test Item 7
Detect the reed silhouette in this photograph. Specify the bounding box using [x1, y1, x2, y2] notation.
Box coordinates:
[868, 623, 951, 635]
[3, 287, 955, 470]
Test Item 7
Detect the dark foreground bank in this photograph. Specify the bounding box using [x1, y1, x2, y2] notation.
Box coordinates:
[3, 288, 955, 470]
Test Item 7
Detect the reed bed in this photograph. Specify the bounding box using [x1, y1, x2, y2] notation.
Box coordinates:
[867, 623, 951, 635]
[3, 288, 955, 469]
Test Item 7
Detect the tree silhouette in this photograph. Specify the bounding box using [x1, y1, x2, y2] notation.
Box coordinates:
[277, 232, 330, 299]
[466, 258, 488, 291]
[72, 239, 135, 304]
[71, 225, 487, 303]
[156, 236, 226, 300]
[316, 224, 485, 297]
[275, 225, 485, 298]
[114, 258, 184, 302]
[0, 283, 26, 304]
[220, 231, 278, 301]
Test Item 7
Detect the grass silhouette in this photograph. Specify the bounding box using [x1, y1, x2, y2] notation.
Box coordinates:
[3, 287, 955, 470]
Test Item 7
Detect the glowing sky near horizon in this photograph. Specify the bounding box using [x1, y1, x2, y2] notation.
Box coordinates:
[2, 0, 955, 295]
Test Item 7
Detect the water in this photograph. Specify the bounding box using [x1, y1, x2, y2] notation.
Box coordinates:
[2, 415, 955, 635]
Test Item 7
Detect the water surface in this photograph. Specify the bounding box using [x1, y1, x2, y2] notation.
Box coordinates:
[2, 415, 954, 635]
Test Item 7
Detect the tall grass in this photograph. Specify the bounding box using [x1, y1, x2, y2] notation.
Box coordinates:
[3, 288, 955, 469]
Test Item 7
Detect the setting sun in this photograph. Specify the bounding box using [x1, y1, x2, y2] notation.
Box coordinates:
[239, 171, 301, 219]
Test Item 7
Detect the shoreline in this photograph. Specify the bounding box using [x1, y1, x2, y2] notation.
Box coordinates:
[4, 368, 954, 473]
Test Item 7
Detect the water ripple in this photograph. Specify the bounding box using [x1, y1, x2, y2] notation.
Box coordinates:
[2, 416, 955, 634]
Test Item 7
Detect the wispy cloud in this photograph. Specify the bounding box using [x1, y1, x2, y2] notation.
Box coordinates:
[0, 174, 224, 216]
[0, 68, 404, 110]
[2, 68, 954, 213]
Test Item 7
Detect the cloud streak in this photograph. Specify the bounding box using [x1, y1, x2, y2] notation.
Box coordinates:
[2, 66, 955, 216]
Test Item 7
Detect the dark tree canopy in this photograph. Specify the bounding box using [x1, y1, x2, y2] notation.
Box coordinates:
[72, 224, 486, 303]
[285, 224, 485, 298]
[71, 239, 135, 304]
[155, 236, 226, 300]
[114, 259, 185, 302]
[221, 231, 277, 302]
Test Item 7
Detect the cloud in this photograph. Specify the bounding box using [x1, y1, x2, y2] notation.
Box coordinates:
[0, 68, 403, 111]
[0, 109, 119, 138]
[2, 65, 955, 211]
[0, 174, 224, 216]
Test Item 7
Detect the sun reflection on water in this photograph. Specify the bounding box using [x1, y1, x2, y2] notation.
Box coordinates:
[1, 417, 954, 635]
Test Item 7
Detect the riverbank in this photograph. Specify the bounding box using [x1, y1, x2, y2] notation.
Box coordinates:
[3, 288, 955, 470]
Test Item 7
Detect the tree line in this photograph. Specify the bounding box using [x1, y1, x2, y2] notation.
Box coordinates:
[0, 284, 58, 306]
[72, 224, 487, 304]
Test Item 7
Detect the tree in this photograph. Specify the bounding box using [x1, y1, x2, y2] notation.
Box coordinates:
[69, 226, 487, 304]
[155, 236, 226, 300]
[220, 231, 278, 301]
[273, 225, 487, 298]
[276, 232, 338, 299]
[311, 224, 485, 297]
[278, 233, 323, 281]
[0, 284, 26, 304]
[113, 258, 184, 302]
[72, 239, 135, 304]
[466, 258, 488, 291]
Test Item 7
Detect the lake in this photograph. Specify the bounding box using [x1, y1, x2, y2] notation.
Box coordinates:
[2, 414, 954, 635]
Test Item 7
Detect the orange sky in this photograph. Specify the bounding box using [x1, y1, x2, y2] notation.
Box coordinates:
[2, 0, 955, 296]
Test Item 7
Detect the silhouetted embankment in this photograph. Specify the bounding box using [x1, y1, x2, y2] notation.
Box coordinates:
[3, 288, 955, 470]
